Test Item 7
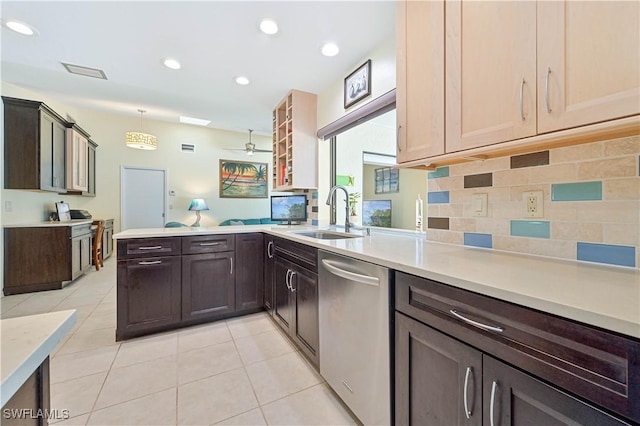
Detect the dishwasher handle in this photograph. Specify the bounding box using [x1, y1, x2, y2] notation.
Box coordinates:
[321, 259, 380, 287]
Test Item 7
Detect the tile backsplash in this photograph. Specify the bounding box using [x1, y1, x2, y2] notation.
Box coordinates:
[426, 135, 640, 268]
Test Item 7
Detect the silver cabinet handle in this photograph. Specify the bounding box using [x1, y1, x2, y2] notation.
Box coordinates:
[289, 270, 296, 292]
[449, 310, 504, 333]
[139, 260, 161, 265]
[463, 367, 473, 419]
[490, 380, 498, 426]
[139, 246, 163, 250]
[342, 381, 354, 393]
[519, 78, 526, 121]
[396, 125, 402, 152]
[230, 257, 233, 275]
[321, 259, 379, 287]
[545, 66, 552, 113]
[285, 269, 292, 290]
[199, 242, 220, 246]
[267, 241, 274, 258]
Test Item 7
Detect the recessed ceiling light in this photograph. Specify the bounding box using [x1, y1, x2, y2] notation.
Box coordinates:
[163, 58, 181, 70]
[180, 116, 211, 126]
[321, 42, 340, 57]
[259, 19, 278, 35]
[4, 20, 36, 36]
[235, 76, 250, 86]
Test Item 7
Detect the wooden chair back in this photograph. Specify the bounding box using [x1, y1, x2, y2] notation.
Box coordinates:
[92, 220, 105, 271]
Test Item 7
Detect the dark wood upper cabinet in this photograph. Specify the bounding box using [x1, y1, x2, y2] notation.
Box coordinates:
[234, 233, 264, 313]
[3, 97, 67, 192]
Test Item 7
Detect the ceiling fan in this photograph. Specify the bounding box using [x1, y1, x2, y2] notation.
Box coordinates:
[229, 129, 272, 155]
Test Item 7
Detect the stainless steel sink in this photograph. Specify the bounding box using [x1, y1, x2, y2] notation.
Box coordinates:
[292, 231, 362, 240]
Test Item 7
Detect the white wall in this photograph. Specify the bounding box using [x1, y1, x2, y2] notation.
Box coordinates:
[2, 82, 274, 232]
[316, 37, 396, 223]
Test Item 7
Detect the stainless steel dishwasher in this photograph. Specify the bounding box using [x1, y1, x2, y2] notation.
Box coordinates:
[318, 250, 390, 426]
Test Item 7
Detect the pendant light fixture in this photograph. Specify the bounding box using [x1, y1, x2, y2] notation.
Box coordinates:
[126, 109, 158, 150]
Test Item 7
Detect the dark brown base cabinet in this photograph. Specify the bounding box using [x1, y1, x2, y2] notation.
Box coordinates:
[272, 237, 319, 367]
[235, 233, 264, 312]
[4, 223, 93, 295]
[1, 358, 51, 426]
[263, 235, 275, 314]
[394, 271, 639, 425]
[117, 233, 265, 340]
[182, 252, 234, 321]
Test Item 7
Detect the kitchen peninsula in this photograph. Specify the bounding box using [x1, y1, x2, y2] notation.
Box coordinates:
[114, 225, 640, 424]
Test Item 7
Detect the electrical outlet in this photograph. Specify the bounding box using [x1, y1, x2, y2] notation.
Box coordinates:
[524, 190, 543, 218]
[4, 201, 12, 212]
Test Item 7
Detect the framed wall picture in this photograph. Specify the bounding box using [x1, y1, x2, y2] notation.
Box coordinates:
[375, 167, 399, 194]
[219, 159, 268, 198]
[344, 59, 372, 109]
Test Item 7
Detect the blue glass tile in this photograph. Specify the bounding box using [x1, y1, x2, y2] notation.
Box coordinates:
[510, 220, 550, 239]
[428, 191, 450, 204]
[577, 242, 636, 267]
[428, 166, 450, 179]
[311, 219, 319, 226]
[464, 233, 493, 249]
[311, 192, 319, 200]
[551, 181, 602, 201]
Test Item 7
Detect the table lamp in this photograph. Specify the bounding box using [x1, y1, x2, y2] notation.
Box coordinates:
[188, 198, 209, 227]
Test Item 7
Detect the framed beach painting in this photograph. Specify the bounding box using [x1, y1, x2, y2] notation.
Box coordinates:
[219, 159, 268, 198]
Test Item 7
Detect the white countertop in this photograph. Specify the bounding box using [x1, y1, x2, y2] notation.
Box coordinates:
[114, 225, 640, 339]
[4, 220, 93, 228]
[0, 310, 77, 407]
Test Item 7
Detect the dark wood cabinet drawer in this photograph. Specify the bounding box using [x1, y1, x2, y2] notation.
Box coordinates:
[273, 236, 317, 272]
[395, 271, 640, 424]
[117, 237, 181, 259]
[182, 235, 234, 254]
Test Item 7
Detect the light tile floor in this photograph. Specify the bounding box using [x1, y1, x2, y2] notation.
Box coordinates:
[1, 258, 358, 426]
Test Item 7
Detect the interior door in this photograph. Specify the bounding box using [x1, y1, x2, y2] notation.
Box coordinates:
[121, 166, 166, 230]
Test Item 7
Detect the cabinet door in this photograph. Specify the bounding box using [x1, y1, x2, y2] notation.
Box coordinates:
[116, 256, 181, 340]
[395, 312, 482, 426]
[71, 238, 82, 280]
[483, 356, 627, 426]
[291, 265, 319, 365]
[396, 0, 445, 163]
[51, 119, 66, 192]
[39, 112, 66, 192]
[446, 0, 537, 152]
[264, 237, 275, 313]
[86, 141, 96, 196]
[273, 257, 293, 332]
[66, 129, 88, 191]
[181, 252, 234, 322]
[235, 233, 264, 312]
[80, 234, 92, 272]
[537, 1, 640, 133]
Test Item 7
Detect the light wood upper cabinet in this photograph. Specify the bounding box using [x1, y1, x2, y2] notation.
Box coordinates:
[445, 0, 537, 153]
[537, 1, 640, 133]
[396, 0, 445, 163]
[66, 127, 89, 192]
[272, 90, 317, 191]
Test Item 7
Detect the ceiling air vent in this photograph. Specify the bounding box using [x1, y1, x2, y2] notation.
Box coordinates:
[181, 143, 195, 153]
[61, 62, 107, 80]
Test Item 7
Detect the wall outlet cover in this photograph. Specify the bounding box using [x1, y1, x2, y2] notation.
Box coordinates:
[524, 190, 544, 218]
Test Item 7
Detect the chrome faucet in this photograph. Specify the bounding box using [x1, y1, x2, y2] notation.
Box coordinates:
[326, 185, 351, 233]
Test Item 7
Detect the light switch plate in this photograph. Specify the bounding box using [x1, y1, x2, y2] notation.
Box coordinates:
[471, 193, 488, 217]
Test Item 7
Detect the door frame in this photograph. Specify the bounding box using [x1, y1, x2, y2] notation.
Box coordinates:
[120, 165, 168, 230]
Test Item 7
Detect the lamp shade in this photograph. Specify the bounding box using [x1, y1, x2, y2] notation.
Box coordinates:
[188, 198, 209, 211]
[126, 132, 158, 150]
